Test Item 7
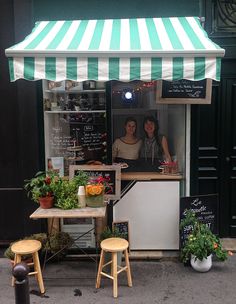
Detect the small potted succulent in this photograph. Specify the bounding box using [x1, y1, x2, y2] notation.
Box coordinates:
[180, 209, 233, 272]
[24, 171, 58, 208]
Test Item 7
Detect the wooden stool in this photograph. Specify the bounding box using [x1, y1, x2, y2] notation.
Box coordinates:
[11, 239, 45, 294]
[96, 237, 132, 298]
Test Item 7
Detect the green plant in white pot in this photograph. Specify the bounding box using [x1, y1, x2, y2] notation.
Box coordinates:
[180, 210, 232, 272]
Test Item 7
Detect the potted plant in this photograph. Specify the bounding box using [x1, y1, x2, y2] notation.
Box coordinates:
[24, 171, 58, 208]
[180, 210, 233, 272]
[52, 171, 89, 210]
[44, 231, 73, 261]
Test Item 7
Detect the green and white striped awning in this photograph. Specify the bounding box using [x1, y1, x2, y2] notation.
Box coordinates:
[5, 16, 225, 82]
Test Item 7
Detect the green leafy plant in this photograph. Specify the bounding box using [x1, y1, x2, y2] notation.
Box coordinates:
[180, 209, 231, 263]
[44, 231, 73, 260]
[52, 171, 89, 210]
[100, 226, 126, 242]
[24, 171, 58, 203]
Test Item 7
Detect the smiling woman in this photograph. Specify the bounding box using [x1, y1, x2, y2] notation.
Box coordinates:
[112, 117, 142, 165]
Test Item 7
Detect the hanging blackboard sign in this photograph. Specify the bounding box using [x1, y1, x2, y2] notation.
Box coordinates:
[112, 221, 130, 245]
[180, 194, 219, 248]
[69, 165, 121, 200]
[162, 79, 206, 99]
[156, 79, 212, 104]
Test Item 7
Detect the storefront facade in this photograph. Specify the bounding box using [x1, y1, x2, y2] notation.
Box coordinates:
[0, 0, 235, 243]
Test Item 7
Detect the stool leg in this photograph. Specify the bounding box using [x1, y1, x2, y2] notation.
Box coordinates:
[112, 252, 118, 298]
[124, 249, 132, 287]
[96, 249, 105, 289]
[12, 254, 21, 286]
[32, 252, 45, 294]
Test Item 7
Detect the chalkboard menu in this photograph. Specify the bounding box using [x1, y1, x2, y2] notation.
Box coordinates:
[69, 165, 121, 200]
[46, 112, 107, 175]
[69, 112, 107, 162]
[180, 194, 219, 247]
[156, 79, 212, 104]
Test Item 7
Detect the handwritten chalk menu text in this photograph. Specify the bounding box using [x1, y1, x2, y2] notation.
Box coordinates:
[47, 112, 107, 173]
[180, 194, 219, 247]
[162, 79, 206, 99]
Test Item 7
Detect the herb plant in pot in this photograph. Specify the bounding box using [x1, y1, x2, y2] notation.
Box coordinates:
[52, 171, 89, 210]
[180, 210, 232, 272]
[24, 171, 58, 209]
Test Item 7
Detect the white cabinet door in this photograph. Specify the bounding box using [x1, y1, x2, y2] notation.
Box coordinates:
[113, 181, 179, 250]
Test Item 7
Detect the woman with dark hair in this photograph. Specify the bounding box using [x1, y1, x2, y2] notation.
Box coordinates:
[112, 117, 142, 164]
[140, 116, 171, 166]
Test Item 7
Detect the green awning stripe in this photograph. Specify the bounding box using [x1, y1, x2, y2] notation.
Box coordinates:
[88, 57, 98, 80]
[89, 20, 105, 50]
[47, 21, 73, 49]
[109, 58, 119, 79]
[110, 19, 121, 50]
[68, 20, 88, 49]
[25, 21, 57, 49]
[45, 57, 56, 80]
[194, 57, 205, 80]
[173, 57, 184, 80]
[145, 18, 162, 50]
[162, 18, 183, 49]
[151, 57, 162, 79]
[178, 18, 205, 49]
[8, 57, 14, 81]
[24, 57, 35, 80]
[129, 19, 141, 50]
[130, 58, 140, 80]
[66, 57, 77, 80]
[216, 57, 221, 81]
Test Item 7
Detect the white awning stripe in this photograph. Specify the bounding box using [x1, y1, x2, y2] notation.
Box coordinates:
[153, 18, 173, 50]
[78, 20, 97, 50]
[57, 21, 81, 50]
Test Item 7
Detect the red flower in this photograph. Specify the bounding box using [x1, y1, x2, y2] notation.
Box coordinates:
[213, 243, 218, 249]
[45, 176, 51, 185]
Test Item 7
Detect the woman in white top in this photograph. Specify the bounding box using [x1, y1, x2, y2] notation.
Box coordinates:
[112, 117, 142, 164]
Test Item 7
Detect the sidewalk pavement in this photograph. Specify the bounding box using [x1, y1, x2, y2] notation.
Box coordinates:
[1, 254, 236, 304]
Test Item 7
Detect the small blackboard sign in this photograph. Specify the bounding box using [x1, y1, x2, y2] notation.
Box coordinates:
[69, 165, 121, 199]
[156, 79, 212, 104]
[162, 79, 206, 99]
[180, 194, 219, 248]
[112, 221, 129, 244]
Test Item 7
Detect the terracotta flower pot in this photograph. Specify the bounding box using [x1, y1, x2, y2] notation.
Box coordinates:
[38, 196, 54, 209]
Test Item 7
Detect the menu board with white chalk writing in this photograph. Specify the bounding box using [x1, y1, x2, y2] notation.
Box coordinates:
[180, 194, 219, 248]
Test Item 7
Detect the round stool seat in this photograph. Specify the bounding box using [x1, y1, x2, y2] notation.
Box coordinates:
[101, 237, 128, 252]
[11, 240, 42, 255]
